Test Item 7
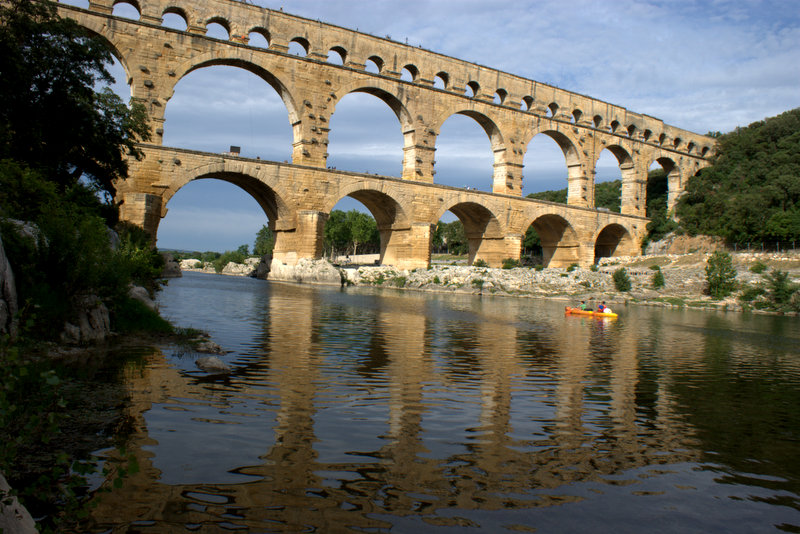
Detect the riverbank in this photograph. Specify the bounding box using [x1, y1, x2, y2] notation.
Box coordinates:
[302, 251, 799, 314]
[176, 249, 800, 314]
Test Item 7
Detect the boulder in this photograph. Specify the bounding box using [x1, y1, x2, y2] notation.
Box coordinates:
[160, 252, 182, 278]
[196, 356, 231, 374]
[269, 258, 344, 286]
[250, 254, 272, 279]
[128, 285, 157, 311]
[60, 296, 111, 345]
[0, 234, 19, 338]
[0, 471, 36, 534]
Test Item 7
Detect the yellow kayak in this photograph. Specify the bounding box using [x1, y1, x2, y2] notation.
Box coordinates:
[564, 306, 618, 318]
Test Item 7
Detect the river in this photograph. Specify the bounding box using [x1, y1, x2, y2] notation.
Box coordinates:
[82, 271, 800, 533]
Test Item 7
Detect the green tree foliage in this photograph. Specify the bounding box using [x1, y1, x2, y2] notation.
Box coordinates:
[613, 267, 632, 291]
[643, 169, 678, 245]
[253, 225, 275, 256]
[0, 1, 157, 338]
[0, 0, 150, 201]
[527, 188, 567, 204]
[676, 108, 800, 243]
[212, 248, 247, 273]
[594, 180, 621, 213]
[764, 270, 798, 306]
[323, 210, 380, 257]
[652, 266, 665, 289]
[705, 251, 737, 299]
[435, 220, 468, 255]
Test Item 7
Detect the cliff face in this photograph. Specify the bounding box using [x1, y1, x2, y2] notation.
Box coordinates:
[0, 234, 19, 339]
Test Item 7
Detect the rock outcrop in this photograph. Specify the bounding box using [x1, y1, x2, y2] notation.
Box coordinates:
[160, 252, 182, 278]
[0, 234, 18, 339]
[60, 296, 111, 345]
[0, 471, 36, 534]
[269, 258, 344, 286]
[128, 285, 157, 311]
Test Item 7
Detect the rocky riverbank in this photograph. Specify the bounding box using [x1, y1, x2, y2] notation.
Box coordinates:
[266, 251, 800, 314]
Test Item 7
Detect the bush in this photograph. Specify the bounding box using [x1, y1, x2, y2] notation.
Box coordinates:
[705, 251, 737, 299]
[432, 276, 441, 284]
[613, 268, 632, 291]
[534, 264, 544, 272]
[652, 267, 665, 289]
[502, 258, 520, 269]
[765, 270, 798, 305]
[471, 278, 485, 290]
[590, 264, 598, 272]
[212, 249, 247, 273]
[566, 263, 579, 272]
[749, 261, 768, 274]
[473, 259, 488, 268]
[739, 284, 766, 303]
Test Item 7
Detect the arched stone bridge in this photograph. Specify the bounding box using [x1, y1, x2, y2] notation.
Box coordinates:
[56, 0, 714, 268]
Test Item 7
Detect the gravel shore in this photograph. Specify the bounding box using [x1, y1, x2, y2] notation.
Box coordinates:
[339, 251, 800, 314]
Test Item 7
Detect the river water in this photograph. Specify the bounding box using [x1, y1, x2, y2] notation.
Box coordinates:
[83, 271, 800, 533]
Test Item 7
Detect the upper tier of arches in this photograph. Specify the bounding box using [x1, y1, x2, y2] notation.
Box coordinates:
[60, 0, 713, 157]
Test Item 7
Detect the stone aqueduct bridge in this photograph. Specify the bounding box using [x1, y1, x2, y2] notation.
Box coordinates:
[57, 0, 714, 268]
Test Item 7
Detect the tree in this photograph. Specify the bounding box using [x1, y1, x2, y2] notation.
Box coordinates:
[236, 244, 249, 256]
[253, 225, 275, 257]
[346, 210, 379, 256]
[613, 267, 632, 291]
[0, 0, 150, 203]
[676, 108, 800, 244]
[705, 251, 737, 299]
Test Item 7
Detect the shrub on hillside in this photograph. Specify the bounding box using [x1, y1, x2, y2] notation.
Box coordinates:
[705, 251, 737, 299]
[613, 268, 632, 291]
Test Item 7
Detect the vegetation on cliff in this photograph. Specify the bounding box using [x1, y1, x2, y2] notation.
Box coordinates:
[0, 3, 165, 528]
[0, 0, 159, 339]
[676, 108, 800, 244]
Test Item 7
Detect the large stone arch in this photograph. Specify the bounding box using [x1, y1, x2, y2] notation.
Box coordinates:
[324, 185, 412, 266]
[430, 108, 507, 192]
[162, 164, 291, 219]
[170, 53, 300, 128]
[646, 155, 682, 213]
[596, 144, 639, 215]
[594, 223, 638, 263]
[325, 84, 414, 178]
[525, 213, 581, 268]
[435, 200, 507, 266]
[523, 128, 584, 204]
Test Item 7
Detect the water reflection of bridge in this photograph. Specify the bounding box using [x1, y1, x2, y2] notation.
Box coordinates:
[90, 287, 701, 530]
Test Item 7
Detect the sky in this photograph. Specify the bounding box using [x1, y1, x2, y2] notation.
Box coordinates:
[63, 0, 800, 252]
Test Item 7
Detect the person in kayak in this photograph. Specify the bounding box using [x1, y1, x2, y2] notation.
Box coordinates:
[598, 302, 613, 314]
[579, 301, 588, 310]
